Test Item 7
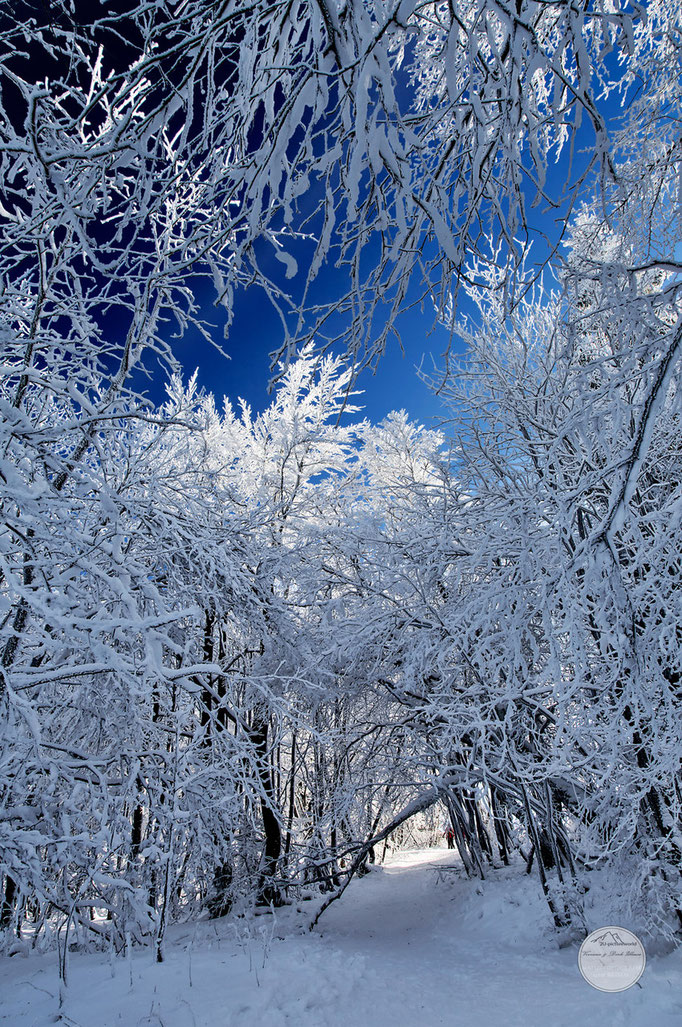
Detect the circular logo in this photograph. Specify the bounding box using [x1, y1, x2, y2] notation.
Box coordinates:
[578, 926, 646, 992]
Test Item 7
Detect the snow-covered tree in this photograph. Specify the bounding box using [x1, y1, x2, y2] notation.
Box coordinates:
[0, 0, 662, 373]
[1, 0, 682, 964]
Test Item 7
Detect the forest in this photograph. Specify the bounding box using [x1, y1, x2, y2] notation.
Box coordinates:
[0, 0, 680, 996]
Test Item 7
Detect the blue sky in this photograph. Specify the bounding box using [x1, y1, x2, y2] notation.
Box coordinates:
[165, 274, 461, 429]
[156, 55, 634, 432]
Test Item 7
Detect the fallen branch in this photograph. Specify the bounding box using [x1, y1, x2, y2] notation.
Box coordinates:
[308, 786, 442, 930]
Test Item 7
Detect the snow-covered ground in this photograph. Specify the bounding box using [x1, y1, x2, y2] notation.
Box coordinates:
[2, 847, 681, 1026]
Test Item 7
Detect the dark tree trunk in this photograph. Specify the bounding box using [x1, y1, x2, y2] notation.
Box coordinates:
[0, 874, 17, 931]
[283, 731, 297, 859]
[251, 716, 284, 906]
[520, 784, 570, 930]
[207, 862, 233, 919]
[490, 787, 510, 866]
[131, 801, 144, 858]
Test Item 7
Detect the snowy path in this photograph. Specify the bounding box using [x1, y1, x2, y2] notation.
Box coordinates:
[2, 848, 681, 1026]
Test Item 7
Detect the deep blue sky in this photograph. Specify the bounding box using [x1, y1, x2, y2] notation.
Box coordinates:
[165, 272, 461, 429]
[155, 54, 632, 432]
[159, 159, 614, 432]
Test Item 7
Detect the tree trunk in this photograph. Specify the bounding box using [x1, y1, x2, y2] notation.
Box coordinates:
[0, 875, 17, 931]
[251, 716, 284, 906]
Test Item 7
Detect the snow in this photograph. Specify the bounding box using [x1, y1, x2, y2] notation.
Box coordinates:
[2, 847, 681, 1027]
